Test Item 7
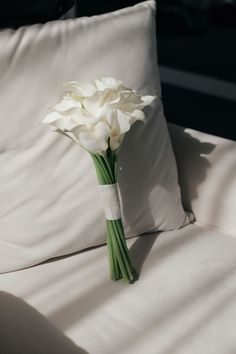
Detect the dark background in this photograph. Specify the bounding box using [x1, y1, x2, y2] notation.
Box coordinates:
[1, 0, 235, 140]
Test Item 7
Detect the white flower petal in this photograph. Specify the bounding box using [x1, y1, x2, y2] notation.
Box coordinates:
[130, 110, 145, 121]
[106, 109, 115, 127]
[95, 121, 110, 140]
[117, 111, 131, 134]
[83, 90, 119, 116]
[110, 136, 122, 151]
[71, 109, 100, 125]
[54, 98, 82, 112]
[41, 111, 62, 124]
[95, 77, 124, 91]
[63, 81, 97, 97]
[117, 93, 156, 113]
[141, 95, 156, 105]
[51, 117, 79, 131]
[106, 110, 119, 135]
[79, 131, 105, 154]
[83, 92, 103, 115]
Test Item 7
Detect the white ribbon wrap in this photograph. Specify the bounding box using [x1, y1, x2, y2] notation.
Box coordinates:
[99, 184, 121, 220]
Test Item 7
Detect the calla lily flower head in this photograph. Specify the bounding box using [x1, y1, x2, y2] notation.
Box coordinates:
[42, 77, 156, 155]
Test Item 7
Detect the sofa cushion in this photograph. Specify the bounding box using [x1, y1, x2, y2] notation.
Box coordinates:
[1, 224, 236, 353]
[169, 123, 236, 237]
[0, 0, 190, 273]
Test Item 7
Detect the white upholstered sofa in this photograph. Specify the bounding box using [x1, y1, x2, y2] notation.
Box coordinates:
[0, 1, 236, 354]
[1, 123, 236, 354]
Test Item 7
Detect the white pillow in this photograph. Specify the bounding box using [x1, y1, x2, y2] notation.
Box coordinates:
[0, 0, 191, 273]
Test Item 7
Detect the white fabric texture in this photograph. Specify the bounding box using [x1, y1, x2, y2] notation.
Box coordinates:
[0, 224, 236, 354]
[169, 124, 236, 237]
[0, 0, 190, 273]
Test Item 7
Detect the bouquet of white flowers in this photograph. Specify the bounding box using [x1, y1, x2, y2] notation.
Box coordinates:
[42, 77, 156, 282]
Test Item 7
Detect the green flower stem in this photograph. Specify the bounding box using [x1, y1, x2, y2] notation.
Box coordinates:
[90, 154, 110, 184]
[102, 155, 115, 183]
[90, 150, 136, 283]
[106, 220, 122, 280]
[112, 219, 135, 281]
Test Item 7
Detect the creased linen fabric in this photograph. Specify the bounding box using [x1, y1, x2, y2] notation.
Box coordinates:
[0, 0, 190, 273]
[0, 224, 236, 354]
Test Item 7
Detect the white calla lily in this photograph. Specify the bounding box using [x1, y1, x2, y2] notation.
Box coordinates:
[42, 77, 156, 154]
[77, 122, 110, 154]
